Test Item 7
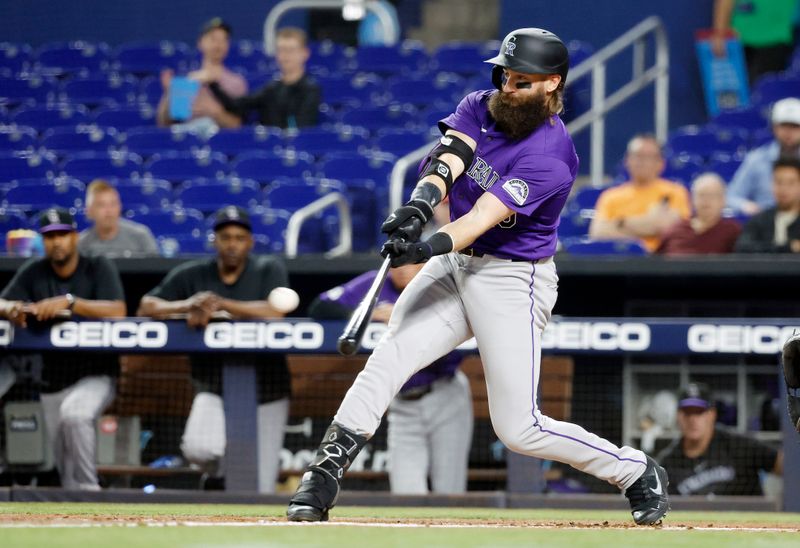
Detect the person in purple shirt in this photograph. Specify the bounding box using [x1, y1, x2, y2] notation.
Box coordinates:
[288, 28, 669, 526]
[308, 263, 473, 494]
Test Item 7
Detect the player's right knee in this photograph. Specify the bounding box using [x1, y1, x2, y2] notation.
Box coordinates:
[181, 392, 226, 464]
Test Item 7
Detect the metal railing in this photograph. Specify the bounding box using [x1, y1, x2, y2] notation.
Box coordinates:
[565, 15, 669, 185]
[284, 192, 353, 258]
[389, 16, 670, 210]
[263, 0, 399, 56]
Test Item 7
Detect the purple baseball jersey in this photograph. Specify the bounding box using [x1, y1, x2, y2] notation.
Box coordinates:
[438, 90, 579, 260]
[320, 270, 463, 391]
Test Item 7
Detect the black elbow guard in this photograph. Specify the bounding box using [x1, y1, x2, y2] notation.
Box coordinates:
[421, 133, 475, 195]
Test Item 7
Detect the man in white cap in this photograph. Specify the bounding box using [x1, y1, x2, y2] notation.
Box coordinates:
[728, 98, 800, 215]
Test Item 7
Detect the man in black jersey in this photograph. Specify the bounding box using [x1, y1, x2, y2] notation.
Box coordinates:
[0, 208, 125, 490]
[137, 206, 291, 492]
[656, 383, 783, 496]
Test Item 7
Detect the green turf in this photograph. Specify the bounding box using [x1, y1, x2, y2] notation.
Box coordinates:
[0, 503, 797, 548]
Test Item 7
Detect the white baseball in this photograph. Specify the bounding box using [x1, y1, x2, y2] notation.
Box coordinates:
[268, 287, 300, 313]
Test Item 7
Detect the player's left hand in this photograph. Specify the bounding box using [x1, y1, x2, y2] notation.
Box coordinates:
[28, 296, 70, 321]
[381, 239, 433, 267]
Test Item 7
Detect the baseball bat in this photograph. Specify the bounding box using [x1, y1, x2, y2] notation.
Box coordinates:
[337, 256, 392, 355]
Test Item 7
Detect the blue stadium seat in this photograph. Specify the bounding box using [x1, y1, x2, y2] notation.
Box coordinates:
[11, 105, 90, 130]
[114, 179, 172, 210]
[0, 76, 57, 106]
[92, 106, 156, 129]
[351, 44, 428, 75]
[316, 74, 385, 108]
[707, 152, 744, 183]
[307, 41, 349, 74]
[61, 151, 142, 179]
[666, 126, 748, 161]
[422, 105, 455, 130]
[285, 126, 370, 158]
[340, 105, 418, 132]
[248, 208, 291, 253]
[130, 208, 205, 238]
[145, 151, 228, 183]
[60, 75, 138, 107]
[35, 42, 111, 76]
[230, 151, 314, 182]
[0, 153, 58, 180]
[0, 207, 28, 233]
[3, 178, 85, 210]
[113, 41, 191, 75]
[750, 127, 774, 148]
[263, 178, 342, 211]
[0, 43, 32, 74]
[227, 40, 272, 74]
[387, 76, 465, 107]
[0, 126, 38, 152]
[563, 238, 648, 256]
[158, 234, 213, 255]
[375, 129, 430, 157]
[431, 42, 488, 75]
[207, 127, 283, 157]
[566, 186, 605, 214]
[41, 126, 119, 156]
[138, 76, 163, 106]
[661, 154, 706, 187]
[121, 127, 203, 157]
[336, 178, 385, 251]
[710, 107, 768, 132]
[557, 213, 591, 240]
[177, 178, 262, 212]
[319, 152, 395, 185]
[751, 74, 800, 106]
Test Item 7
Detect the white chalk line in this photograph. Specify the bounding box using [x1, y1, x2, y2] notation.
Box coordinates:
[0, 520, 797, 533]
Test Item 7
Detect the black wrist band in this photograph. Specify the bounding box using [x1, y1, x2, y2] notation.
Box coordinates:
[427, 232, 454, 256]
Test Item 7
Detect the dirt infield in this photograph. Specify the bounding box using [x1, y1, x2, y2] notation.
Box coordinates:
[0, 513, 797, 532]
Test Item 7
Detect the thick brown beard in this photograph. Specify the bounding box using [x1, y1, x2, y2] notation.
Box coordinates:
[487, 89, 552, 140]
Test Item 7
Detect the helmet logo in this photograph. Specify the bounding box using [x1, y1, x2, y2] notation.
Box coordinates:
[504, 36, 517, 57]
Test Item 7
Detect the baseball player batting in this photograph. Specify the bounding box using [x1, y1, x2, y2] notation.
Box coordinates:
[287, 28, 670, 525]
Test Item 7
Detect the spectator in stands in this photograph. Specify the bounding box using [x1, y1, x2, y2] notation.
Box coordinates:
[0, 208, 125, 490]
[728, 98, 800, 215]
[209, 27, 320, 129]
[308, 262, 473, 495]
[656, 173, 742, 255]
[137, 206, 290, 493]
[735, 156, 800, 252]
[656, 383, 782, 496]
[588, 134, 691, 252]
[157, 17, 246, 130]
[711, 0, 797, 85]
[79, 180, 159, 258]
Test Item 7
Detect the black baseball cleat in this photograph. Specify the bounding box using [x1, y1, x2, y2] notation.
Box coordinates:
[286, 468, 339, 522]
[624, 456, 670, 525]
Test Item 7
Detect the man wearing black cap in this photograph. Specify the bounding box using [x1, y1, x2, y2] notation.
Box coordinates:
[137, 205, 291, 492]
[656, 382, 783, 496]
[157, 17, 247, 129]
[0, 207, 125, 490]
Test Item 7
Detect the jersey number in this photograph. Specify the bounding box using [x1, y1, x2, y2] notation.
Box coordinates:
[497, 214, 517, 229]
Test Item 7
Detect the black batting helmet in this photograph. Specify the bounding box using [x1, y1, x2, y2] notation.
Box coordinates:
[485, 28, 569, 90]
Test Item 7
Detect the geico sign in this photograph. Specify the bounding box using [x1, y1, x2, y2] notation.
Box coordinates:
[688, 324, 800, 354]
[204, 322, 324, 349]
[51, 321, 168, 348]
[0, 320, 12, 346]
[542, 321, 651, 351]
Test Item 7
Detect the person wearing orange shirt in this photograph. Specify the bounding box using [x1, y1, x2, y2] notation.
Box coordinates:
[589, 134, 691, 252]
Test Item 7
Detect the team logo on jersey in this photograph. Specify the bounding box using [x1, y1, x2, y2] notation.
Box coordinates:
[502, 178, 528, 205]
[505, 36, 517, 57]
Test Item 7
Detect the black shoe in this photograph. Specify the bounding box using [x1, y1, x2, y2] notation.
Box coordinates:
[286, 468, 339, 522]
[624, 456, 670, 525]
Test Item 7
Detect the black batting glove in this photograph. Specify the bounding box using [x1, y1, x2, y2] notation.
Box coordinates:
[380, 199, 433, 243]
[380, 239, 433, 267]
